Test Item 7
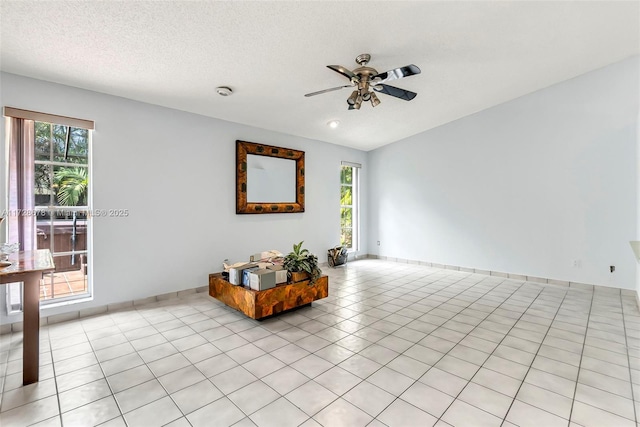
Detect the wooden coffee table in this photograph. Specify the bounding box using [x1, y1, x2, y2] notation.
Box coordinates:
[209, 273, 328, 319]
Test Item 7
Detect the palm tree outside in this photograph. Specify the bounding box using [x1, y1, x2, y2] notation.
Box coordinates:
[54, 167, 88, 207]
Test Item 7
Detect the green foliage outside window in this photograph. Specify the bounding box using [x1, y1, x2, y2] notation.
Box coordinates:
[34, 122, 89, 207]
[340, 166, 352, 184]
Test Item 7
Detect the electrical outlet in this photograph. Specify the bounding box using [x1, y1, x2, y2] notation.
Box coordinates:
[572, 259, 582, 268]
[610, 265, 615, 273]
[377, 241, 380, 246]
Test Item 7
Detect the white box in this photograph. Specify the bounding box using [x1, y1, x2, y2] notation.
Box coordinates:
[266, 265, 287, 284]
[242, 267, 259, 286]
[249, 269, 276, 291]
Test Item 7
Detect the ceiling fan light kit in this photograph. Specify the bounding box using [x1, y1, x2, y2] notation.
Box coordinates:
[305, 53, 421, 110]
[370, 92, 381, 107]
[353, 94, 363, 110]
[347, 90, 359, 106]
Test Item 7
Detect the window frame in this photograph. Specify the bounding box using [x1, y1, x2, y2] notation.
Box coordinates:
[4, 108, 94, 310]
[35, 122, 92, 306]
[340, 161, 360, 252]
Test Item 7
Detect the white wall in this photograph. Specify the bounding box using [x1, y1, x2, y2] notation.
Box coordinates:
[0, 72, 367, 321]
[369, 56, 639, 289]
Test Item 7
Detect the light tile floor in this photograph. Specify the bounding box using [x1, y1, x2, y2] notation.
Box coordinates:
[0, 259, 639, 427]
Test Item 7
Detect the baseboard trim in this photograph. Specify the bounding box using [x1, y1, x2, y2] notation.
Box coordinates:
[366, 254, 632, 295]
[2, 256, 636, 334]
[1, 285, 210, 334]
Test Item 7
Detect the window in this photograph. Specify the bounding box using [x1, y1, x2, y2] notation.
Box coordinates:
[4, 108, 94, 309]
[35, 122, 91, 303]
[340, 162, 360, 251]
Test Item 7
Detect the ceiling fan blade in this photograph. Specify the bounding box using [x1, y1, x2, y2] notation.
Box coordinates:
[372, 64, 421, 85]
[373, 84, 417, 101]
[327, 65, 356, 80]
[304, 85, 352, 97]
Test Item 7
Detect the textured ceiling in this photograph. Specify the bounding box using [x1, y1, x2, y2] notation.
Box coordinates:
[1, 1, 638, 151]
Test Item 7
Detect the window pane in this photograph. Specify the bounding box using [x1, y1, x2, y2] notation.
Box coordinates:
[340, 186, 352, 206]
[38, 211, 89, 301]
[341, 207, 352, 228]
[53, 165, 89, 207]
[341, 228, 352, 247]
[35, 122, 51, 161]
[35, 122, 88, 164]
[34, 164, 53, 206]
[37, 217, 87, 253]
[340, 166, 352, 184]
[40, 253, 89, 301]
[51, 124, 68, 158]
[54, 127, 88, 164]
[35, 165, 89, 207]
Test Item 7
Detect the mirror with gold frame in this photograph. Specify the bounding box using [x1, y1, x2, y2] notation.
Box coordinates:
[236, 140, 305, 214]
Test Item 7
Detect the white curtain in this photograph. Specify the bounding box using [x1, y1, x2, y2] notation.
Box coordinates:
[6, 117, 36, 312]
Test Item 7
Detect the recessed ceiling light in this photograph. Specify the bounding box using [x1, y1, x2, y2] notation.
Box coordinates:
[327, 120, 340, 129]
[216, 86, 233, 96]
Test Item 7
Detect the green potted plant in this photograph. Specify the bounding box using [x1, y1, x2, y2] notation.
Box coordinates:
[283, 241, 322, 284]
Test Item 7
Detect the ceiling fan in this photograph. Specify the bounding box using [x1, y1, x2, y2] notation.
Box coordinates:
[304, 53, 421, 110]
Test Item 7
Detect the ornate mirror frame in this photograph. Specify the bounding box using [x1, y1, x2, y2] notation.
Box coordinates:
[236, 140, 305, 214]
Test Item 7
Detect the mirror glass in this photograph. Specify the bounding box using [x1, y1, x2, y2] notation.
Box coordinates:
[236, 140, 305, 214]
[247, 154, 296, 202]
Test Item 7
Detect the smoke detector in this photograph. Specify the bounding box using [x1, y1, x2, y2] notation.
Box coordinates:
[216, 86, 233, 96]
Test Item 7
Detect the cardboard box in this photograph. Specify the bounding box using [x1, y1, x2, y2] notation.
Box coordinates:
[228, 263, 258, 285]
[250, 250, 283, 262]
[266, 264, 287, 284]
[249, 269, 276, 291]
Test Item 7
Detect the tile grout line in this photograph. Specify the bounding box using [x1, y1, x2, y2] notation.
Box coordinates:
[619, 291, 638, 424]
[495, 285, 574, 427]
[9, 300, 214, 423]
[565, 285, 596, 425]
[283, 267, 484, 424]
[69, 318, 123, 426]
[312, 270, 566, 425]
[567, 297, 639, 420]
[58, 307, 185, 424]
[383, 274, 524, 425]
[342, 273, 521, 425]
[428, 279, 550, 425]
[48, 328, 64, 427]
[155, 298, 308, 423]
[122, 304, 240, 425]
